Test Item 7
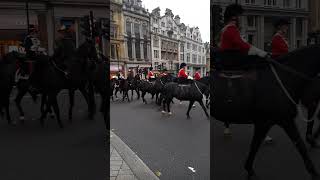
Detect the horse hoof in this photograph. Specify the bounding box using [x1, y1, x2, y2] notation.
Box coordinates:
[223, 128, 232, 136]
[187, 115, 190, 119]
[247, 170, 259, 180]
[168, 112, 172, 116]
[10, 121, 17, 126]
[161, 110, 166, 114]
[312, 174, 320, 180]
[19, 116, 25, 121]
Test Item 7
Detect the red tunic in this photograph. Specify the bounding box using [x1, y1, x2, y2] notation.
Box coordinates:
[271, 32, 289, 59]
[178, 68, 188, 78]
[219, 22, 251, 54]
[194, 72, 201, 80]
[148, 71, 154, 78]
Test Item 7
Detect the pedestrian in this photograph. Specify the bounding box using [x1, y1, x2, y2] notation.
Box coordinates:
[217, 4, 269, 69]
[271, 17, 290, 59]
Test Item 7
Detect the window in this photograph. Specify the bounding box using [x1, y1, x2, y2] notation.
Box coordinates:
[135, 40, 140, 59]
[192, 54, 197, 63]
[180, 44, 184, 51]
[198, 46, 201, 52]
[198, 55, 201, 64]
[192, 44, 197, 51]
[187, 53, 190, 62]
[187, 43, 190, 49]
[248, 34, 254, 44]
[296, 19, 302, 37]
[126, 21, 131, 36]
[247, 16, 255, 27]
[144, 42, 148, 60]
[110, 24, 117, 38]
[284, 0, 290, 7]
[127, 40, 132, 59]
[110, 11, 114, 21]
[153, 38, 159, 47]
[154, 50, 159, 58]
[296, 0, 301, 8]
[161, 22, 165, 27]
[134, 23, 140, 38]
[111, 44, 116, 59]
[161, 30, 165, 35]
[181, 54, 184, 62]
[142, 25, 148, 36]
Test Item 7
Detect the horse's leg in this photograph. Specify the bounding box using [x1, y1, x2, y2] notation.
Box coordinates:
[14, 87, 28, 123]
[79, 87, 94, 120]
[88, 82, 96, 114]
[162, 98, 166, 114]
[5, 97, 13, 125]
[198, 100, 209, 118]
[68, 89, 75, 123]
[306, 120, 319, 147]
[167, 98, 172, 115]
[281, 122, 319, 178]
[49, 94, 63, 128]
[142, 91, 147, 104]
[245, 124, 272, 178]
[186, 101, 195, 119]
[131, 89, 134, 100]
[127, 90, 130, 102]
[136, 89, 140, 99]
[39, 94, 50, 127]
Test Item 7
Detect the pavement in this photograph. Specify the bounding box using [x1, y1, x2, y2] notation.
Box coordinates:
[110, 131, 159, 180]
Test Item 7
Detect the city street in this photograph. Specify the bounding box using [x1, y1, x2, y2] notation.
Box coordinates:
[212, 117, 320, 180]
[0, 90, 106, 180]
[111, 93, 210, 180]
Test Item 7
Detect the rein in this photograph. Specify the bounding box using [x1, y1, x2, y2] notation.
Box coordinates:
[269, 62, 319, 122]
[194, 81, 204, 97]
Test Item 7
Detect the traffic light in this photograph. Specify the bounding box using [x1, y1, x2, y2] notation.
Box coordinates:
[80, 15, 91, 37]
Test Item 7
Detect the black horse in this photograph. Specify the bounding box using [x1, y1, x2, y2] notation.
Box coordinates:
[128, 74, 140, 100]
[211, 45, 320, 179]
[0, 52, 22, 125]
[119, 78, 130, 102]
[137, 79, 156, 104]
[161, 80, 209, 118]
[29, 40, 97, 128]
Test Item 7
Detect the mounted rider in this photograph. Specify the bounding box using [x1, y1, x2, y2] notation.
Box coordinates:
[217, 4, 269, 69]
[177, 62, 189, 84]
[52, 25, 76, 75]
[194, 70, 201, 81]
[271, 17, 290, 59]
[147, 66, 155, 82]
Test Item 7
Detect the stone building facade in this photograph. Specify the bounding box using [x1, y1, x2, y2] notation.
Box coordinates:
[0, 0, 108, 57]
[213, 0, 309, 51]
[150, 7, 207, 76]
[122, 0, 151, 77]
[150, 8, 181, 74]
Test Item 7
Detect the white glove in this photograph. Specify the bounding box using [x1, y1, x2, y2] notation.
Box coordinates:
[248, 46, 268, 58]
[188, 76, 193, 80]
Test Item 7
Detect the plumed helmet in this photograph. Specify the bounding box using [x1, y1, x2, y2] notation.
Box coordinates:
[273, 17, 291, 28]
[29, 24, 37, 32]
[224, 4, 244, 23]
[149, 66, 153, 70]
[180, 62, 187, 69]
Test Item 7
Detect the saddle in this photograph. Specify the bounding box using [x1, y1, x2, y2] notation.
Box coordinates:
[214, 70, 257, 106]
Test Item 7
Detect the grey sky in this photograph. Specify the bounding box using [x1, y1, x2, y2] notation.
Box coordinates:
[142, 0, 210, 43]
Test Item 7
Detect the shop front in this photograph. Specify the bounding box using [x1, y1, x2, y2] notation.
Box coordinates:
[110, 64, 124, 78]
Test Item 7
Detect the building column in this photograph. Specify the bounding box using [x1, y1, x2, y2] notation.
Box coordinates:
[132, 39, 136, 60]
[46, 8, 54, 56]
[147, 42, 151, 61]
[124, 38, 128, 59]
[302, 19, 308, 46]
[290, 17, 297, 50]
[259, 15, 265, 49]
[140, 41, 144, 60]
